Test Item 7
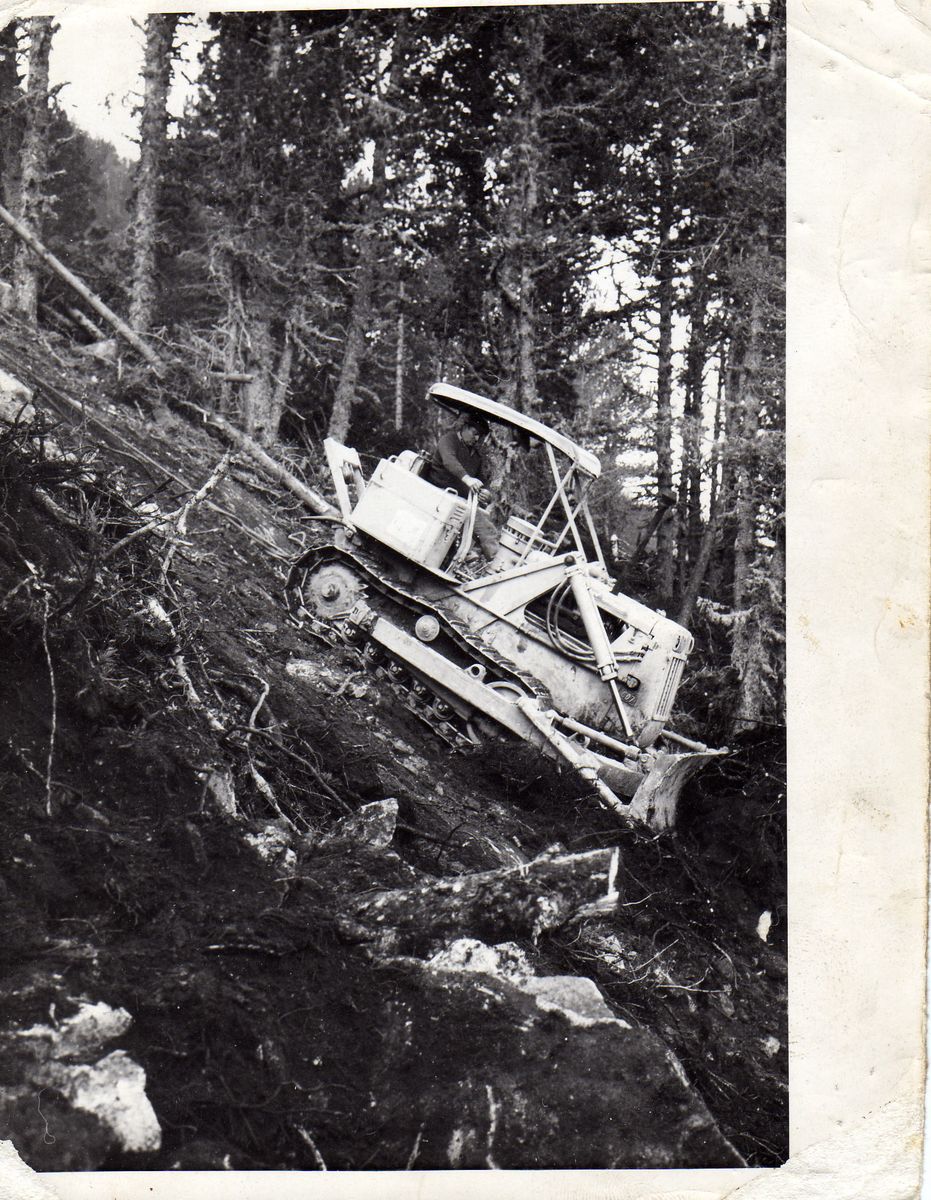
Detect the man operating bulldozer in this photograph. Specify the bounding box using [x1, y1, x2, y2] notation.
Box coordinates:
[425, 412, 500, 565]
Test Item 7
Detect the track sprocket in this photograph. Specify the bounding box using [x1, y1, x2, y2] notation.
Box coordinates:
[299, 562, 365, 622]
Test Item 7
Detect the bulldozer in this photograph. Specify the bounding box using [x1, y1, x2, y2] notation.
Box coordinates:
[286, 382, 724, 829]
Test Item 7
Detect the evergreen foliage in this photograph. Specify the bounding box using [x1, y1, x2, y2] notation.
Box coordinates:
[1, 2, 785, 733]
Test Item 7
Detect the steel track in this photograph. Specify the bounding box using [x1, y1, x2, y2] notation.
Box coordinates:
[287, 541, 555, 752]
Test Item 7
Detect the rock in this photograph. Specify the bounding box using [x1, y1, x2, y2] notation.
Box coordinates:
[20, 1001, 132, 1061]
[286, 659, 343, 688]
[82, 338, 119, 363]
[203, 768, 239, 818]
[42, 1050, 161, 1153]
[286, 658, 316, 680]
[0, 367, 35, 424]
[400, 753, 430, 777]
[754, 943, 788, 982]
[316, 799, 399, 851]
[477, 834, 529, 868]
[368, 959, 745, 1169]
[0, 1000, 161, 1169]
[245, 821, 297, 869]
[520, 975, 627, 1028]
[428, 938, 532, 983]
[429, 937, 626, 1028]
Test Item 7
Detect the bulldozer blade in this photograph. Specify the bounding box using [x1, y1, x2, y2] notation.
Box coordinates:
[627, 749, 725, 831]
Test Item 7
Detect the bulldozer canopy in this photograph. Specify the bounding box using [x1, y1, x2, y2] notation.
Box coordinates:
[428, 383, 601, 479]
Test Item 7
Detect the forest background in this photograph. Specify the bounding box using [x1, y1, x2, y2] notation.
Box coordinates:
[0, 1, 785, 741]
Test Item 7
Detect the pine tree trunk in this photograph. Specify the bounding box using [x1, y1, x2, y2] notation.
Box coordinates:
[654, 158, 676, 602]
[677, 366, 725, 627]
[726, 0, 784, 732]
[227, 14, 290, 447]
[328, 249, 376, 445]
[730, 535, 782, 736]
[241, 299, 296, 447]
[328, 15, 407, 443]
[240, 309, 275, 443]
[686, 284, 707, 562]
[496, 12, 543, 412]
[235, 303, 295, 448]
[708, 346, 726, 517]
[730, 604, 765, 734]
[12, 17, 53, 324]
[675, 278, 707, 599]
[709, 339, 742, 599]
[515, 69, 540, 413]
[677, 516, 717, 629]
[0, 22, 21, 274]
[129, 14, 177, 333]
[216, 260, 242, 417]
[240, 322, 292, 447]
[457, 18, 496, 376]
[271, 321, 294, 435]
[728, 233, 772, 735]
[394, 278, 405, 430]
[732, 288, 763, 612]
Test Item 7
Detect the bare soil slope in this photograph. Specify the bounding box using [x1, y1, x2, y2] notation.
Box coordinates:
[0, 316, 787, 1171]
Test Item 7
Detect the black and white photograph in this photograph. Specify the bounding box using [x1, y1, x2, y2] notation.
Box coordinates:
[0, 0, 922, 1192]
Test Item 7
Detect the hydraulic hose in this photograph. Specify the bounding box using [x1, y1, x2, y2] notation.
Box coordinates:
[545, 579, 596, 664]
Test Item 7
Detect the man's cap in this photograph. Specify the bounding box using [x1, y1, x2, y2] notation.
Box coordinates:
[459, 413, 490, 435]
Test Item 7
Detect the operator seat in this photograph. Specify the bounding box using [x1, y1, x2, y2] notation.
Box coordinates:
[391, 450, 426, 475]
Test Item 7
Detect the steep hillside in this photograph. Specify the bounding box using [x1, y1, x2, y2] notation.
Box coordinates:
[0, 314, 787, 1172]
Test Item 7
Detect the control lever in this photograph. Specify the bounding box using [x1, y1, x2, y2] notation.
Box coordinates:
[449, 490, 479, 574]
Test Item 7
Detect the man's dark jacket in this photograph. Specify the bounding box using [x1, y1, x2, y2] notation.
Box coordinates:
[425, 431, 484, 498]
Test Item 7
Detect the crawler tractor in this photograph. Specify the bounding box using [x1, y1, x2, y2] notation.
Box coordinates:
[287, 383, 723, 829]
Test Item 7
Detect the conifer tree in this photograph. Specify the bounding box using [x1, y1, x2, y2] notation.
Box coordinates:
[11, 17, 53, 323]
[129, 14, 178, 333]
[165, 11, 351, 444]
[328, 10, 411, 442]
[0, 22, 22, 277]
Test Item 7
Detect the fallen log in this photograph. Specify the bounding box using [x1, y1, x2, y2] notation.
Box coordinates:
[352, 846, 620, 953]
[0, 221, 332, 521]
[179, 401, 335, 517]
[0, 203, 164, 372]
[67, 306, 107, 342]
[0, 342, 292, 560]
[208, 371, 254, 384]
[37, 302, 77, 337]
